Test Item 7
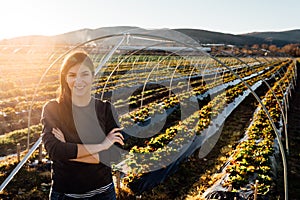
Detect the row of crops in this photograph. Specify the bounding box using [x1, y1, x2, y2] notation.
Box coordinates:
[0, 30, 297, 199]
[112, 58, 295, 199]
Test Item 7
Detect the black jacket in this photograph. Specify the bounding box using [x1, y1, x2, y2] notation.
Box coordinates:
[41, 98, 121, 193]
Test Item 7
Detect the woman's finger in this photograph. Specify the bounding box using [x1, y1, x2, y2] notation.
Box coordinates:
[116, 138, 124, 146]
[113, 132, 124, 140]
[109, 127, 123, 134]
[107, 134, 124, 146]
[109, 128, 124, 139]
[52, 128, 66, 142]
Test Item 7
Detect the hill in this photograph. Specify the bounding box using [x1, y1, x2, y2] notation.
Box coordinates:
[243, 29, 300, 43]
[53, 26, 140, 44]
[0, 26, 299, 47]
[174, 29, 294, 47]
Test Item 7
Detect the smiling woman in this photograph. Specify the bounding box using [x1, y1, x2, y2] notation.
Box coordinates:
[41, 51, 126, 199]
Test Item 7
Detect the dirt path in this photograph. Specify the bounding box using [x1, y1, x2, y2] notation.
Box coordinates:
[286, 63, 300, 200]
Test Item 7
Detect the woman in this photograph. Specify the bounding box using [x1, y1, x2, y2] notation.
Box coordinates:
[41, 51, 124, 199]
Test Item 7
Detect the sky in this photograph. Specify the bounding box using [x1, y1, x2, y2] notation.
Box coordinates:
[0, 0, 299, 40]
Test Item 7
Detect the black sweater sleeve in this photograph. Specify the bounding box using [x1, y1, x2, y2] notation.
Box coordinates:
[41, 100, 77, 161]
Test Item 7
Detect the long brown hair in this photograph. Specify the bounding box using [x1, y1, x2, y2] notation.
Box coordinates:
[57, 51, 95, 133]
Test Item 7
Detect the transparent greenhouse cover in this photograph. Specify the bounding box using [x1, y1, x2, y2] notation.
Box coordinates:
[0, 26, 292, 199]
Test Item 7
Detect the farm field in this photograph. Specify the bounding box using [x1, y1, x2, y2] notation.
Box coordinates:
[0, 38, 299, 200]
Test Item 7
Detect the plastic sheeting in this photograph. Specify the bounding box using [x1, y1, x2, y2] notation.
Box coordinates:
[126, 81, 263, 194]
[203, 82, 293, 200]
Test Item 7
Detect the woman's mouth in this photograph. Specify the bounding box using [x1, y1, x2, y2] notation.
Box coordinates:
[75, 85, 85, 90]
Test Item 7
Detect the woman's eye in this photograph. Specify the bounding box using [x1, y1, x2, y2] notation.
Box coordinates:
[82, 73, 90, 77]
[68, 74, 76, 78]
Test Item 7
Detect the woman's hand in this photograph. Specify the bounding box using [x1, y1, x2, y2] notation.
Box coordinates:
[52, 128, 66, 143]
[102, 128, 124, 150]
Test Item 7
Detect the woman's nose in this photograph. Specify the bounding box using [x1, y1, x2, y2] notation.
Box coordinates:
[75, 76, 83, 83]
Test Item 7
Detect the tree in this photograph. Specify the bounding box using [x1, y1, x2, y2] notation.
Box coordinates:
[268, 45, 278, 52]
[280, 44, 300, 57]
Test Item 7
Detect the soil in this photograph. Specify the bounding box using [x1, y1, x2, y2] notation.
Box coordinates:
[285, 64, 300, 200]
[276, 62, 300, 200]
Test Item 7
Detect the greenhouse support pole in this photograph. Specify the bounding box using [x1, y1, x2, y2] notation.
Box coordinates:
[95, 34, 126, 76]
[0, 137, 42, 193]
[140, 49, 182, 107]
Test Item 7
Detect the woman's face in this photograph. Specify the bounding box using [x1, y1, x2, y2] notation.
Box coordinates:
[66, 63, 94, 99]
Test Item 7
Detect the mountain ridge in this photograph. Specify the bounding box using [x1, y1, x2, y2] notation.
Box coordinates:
[174, 28, 297, 47]
[1, 26, 299, 47]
